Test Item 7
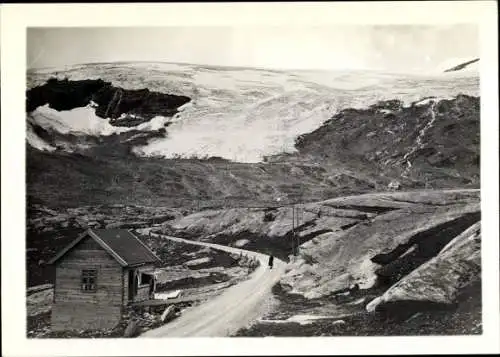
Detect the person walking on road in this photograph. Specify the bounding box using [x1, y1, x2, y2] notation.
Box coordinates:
[268, 255, 274, 270]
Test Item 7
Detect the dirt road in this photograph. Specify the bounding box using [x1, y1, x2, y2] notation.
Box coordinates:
[137, 231, 286, 337]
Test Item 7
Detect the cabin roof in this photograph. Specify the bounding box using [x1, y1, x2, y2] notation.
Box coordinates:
[48, 228, 161, 267]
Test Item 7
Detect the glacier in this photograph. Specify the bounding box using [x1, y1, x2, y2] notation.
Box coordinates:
[26, 62, 479, 163]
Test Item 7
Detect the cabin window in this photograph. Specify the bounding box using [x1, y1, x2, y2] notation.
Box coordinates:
[81, 269, 97, 292]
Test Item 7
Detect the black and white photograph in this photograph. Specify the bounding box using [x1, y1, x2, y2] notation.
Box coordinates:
[1, 2, 499, 356]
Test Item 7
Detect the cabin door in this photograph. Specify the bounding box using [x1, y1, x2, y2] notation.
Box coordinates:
[128, 270, 138, 301]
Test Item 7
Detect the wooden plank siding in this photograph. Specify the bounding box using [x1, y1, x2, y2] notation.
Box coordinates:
[51, 303, 122, 331]
[51, 236, 125, 331]
[135, 285, 151, 302]
[123, 269, 129, 306]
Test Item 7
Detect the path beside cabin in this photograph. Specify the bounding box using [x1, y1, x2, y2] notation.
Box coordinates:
[137, 230, 286, 337]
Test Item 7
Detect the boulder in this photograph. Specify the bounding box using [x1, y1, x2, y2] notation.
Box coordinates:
[161, 305, 177, 323]
[123, 319, 140, 338]
[388, 180, 401, 190]
[366, 296, 382, 313]
[234, 239, 250, 247]
[185, 257, 212, 267]
[332, 320, 346, 326]
[347, 297, 368, 306]
[366, 222, 481, 314]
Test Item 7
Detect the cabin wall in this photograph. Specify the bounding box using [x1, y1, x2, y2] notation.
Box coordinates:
[123, 264, 156, 304]
[51, 236, 124, 331]
[137, 264, 156, 302]
[136, 285, 151, 302]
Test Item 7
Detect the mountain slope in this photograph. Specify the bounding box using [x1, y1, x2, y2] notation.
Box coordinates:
[286, 94, 480, 187]
[25, 63, 480, 210]
[26, 93, 479, 209]
[444, 58, 480, 73]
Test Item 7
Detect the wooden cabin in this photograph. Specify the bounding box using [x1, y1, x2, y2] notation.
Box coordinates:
[48, 228, 162, 331]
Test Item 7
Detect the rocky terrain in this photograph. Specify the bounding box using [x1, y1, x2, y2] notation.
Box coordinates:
[286, 94, 480, 188]
[27, 301, 175, 339]
[234, 281, 482, 336]
[25, 61, 481, 337]
[26, 202, 261, 287]
[134, 231, 259, 292]
[151, 189, 482, 335]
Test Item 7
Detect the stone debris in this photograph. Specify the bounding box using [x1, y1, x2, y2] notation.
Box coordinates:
[366, 297, 382, 313]
[155, 290, 182, 300]
[27, 303, 185, 338]
[124, 319, 140, 338]
[27, 284, 54, 295]
[388, 180, 401, 190]
[185, 257, 212, 267]
[160, 305, 178, 323]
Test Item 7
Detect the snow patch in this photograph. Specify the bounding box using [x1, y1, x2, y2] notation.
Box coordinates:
[286, 314, 333, 324]
[26, 124, 56, 151]
[258, 314, 336, 325]
[233, 239, 250, 247]
[347, 297, 368, 306]
[366, 296, 382, 313]
[29, 104, 172, 137]
[355, 258, 380, 289]
[332, 319, 346, 326]
[154, 290, 183, 300]
[413, 97, 436, 107]
[31, 104, 127, 136]
[402, 100, 439, 176]
[185, 257, 212, 267]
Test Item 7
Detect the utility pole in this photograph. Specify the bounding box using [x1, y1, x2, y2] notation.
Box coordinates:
[275, 196, 299, 257]
[295, 204, 300, 256]
[292, 204, 295, 256]
[291, 203, 302, 256]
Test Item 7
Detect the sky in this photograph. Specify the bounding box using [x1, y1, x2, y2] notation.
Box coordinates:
[27, 25, 479, 72]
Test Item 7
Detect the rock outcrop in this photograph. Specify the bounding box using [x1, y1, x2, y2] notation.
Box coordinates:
[26, 78, 109, 112]
[366, 221, 481, 314]
[149, 190, 481, 301]
[292, 95, 480, 188]
[26, 77, 191, 125]
[278, 192, 480, 299]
